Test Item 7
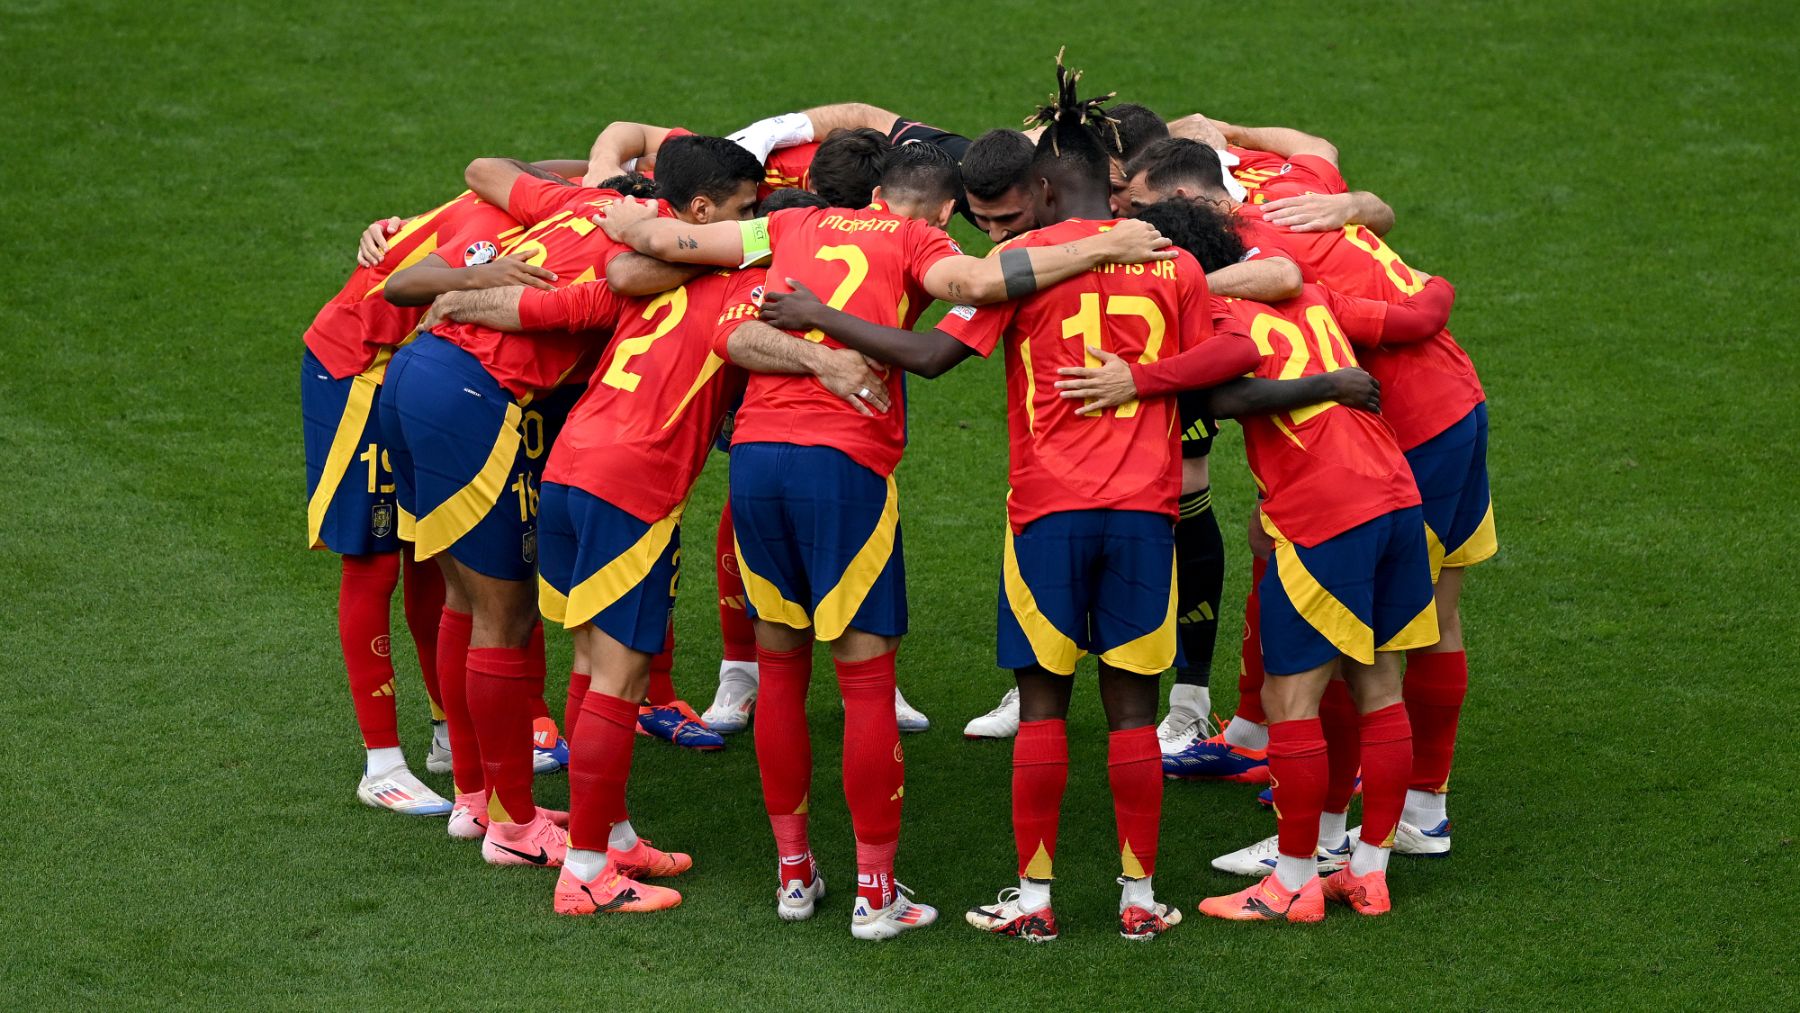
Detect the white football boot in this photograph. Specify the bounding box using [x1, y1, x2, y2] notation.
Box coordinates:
[425, 720, 452, 774]
[894, 688, 930, 733]
[851, 882, 938, 941]
[702, 660, 759, 734]
[356, 763, 453, 816]
[962, 687, 1021, 740]
[1211, 833, 1352, 877]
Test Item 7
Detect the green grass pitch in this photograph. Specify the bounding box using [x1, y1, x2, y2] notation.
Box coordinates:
[3, 1, 1796, 1007]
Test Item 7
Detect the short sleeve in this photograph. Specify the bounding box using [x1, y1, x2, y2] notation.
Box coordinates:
[903, 221, 962, 288]
[710, 268, 767, 356]
[1261, 154, 1348, 198]
[507, 174, 583, 226]
[935, 300, 1012, 358]
[518, 280, 626, 333]
[1319, 285, 1389, 347]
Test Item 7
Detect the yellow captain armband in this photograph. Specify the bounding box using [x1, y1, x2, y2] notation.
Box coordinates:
[738, 217, 773, 268]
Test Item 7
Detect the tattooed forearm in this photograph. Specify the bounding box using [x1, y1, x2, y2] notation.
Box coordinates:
[678, 235, 698, 250]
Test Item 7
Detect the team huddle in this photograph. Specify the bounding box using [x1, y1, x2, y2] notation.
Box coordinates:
[299, 53, 1494, 940]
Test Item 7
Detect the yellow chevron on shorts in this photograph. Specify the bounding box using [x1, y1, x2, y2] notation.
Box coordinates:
[736, 534, 812, 631]
[397, 503, 417, 542]
[561, 506, 684, 630]
[1379, 595, 1440, 653]
[1099, 554, 1178, 675]
[1423, 520, 1448, 584]
[813, 474, 900, 642]
[1442, 499, 1498, 569]
[413, 400, 523, 562]
[1262, 515, 1374, 666]
[537, 574, 569, 627]
[1003, 526, 1084, 676]
[306, 350, 393, 549]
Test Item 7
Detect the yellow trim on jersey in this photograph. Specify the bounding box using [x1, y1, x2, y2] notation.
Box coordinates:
[397, 503, 417, 543]
[1002, 527, 1084, 676]
[306, 350, 393, 549]
[1442, 500, 1498, 569]
[561, 507, 684, 631]
[364, 236, 440, 299]
[1378, 596, 1440, 654]
[1262, 515, 1374, 666]
[1019, 336, 1037, 435]
[661, 353, 725, 430]
[1098, 555, 1179, 676]
[412, 400, 523, 562]
[538, 575, 570, 627]
[813, 474, 901, 641]
[736, 533, 813, 631]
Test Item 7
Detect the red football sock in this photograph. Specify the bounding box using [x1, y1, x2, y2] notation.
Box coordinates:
[716, 505, 757, 663]
[436, 608, 481, 795]
[400, 553, 446, 719]
[564, 669, 591, 746]
[1404, 650, 1468, 794]
[1234, 556, 1269, 726]
[646, 618, 677, 706]
[855, 839, 898, 912]
[338, 553, 401, 750]
[466, 645, 536, 824]
[1012, 719, 1068, 880]
[754, 644, 813, 851]
[838, 651, 903, 883]
[1108, 725, 1163, 879]
[1268, 718, 1328, 860]
[1357, 703, 1413, 848]
[1320, 679, 1362, 814]
[567, 690, 638, 853]
[526, 621, 551, 722]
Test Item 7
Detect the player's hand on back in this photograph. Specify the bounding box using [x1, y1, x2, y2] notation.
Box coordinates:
[1168, 113, 1229, 150]
[418, 290, 470, 333]
[757, 280, 825, 333]
[358, 217, 405, 268]
[1095, 219, 1176, 264]
[592, 197, 658, 240]
[1261, 193, 1357, 233]
[814, 346, 891, 417]
[1327, 367, 1381, 413]
[469, 256, 557, 291]
[1054, 346, 1138, 415]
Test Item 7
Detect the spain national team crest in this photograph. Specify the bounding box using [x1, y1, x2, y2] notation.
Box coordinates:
[464, 240, 498, 266]
[370, 503, 395, 539]
[521, 529, 537, 565]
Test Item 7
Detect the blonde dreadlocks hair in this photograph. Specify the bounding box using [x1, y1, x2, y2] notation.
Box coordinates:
[1024, 47, 1121, 158]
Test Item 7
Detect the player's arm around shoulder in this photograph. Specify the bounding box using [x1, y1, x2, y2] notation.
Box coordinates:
[920, 219, 1175, 305]
[594, 199, 757, 269]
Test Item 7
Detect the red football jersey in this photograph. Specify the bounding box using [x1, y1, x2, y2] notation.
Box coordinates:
[539, 268, 760, 522]
[937, 219, 1214, 532]
[431, 175, 643, 399]
[303, 191, 523, 379]
[1215, 287, 1420, 546]
[1232, 202, 1483, 449]
[759, 143, 818, 200]
[1226, 148, 1344, 205]
[727, 202, 961, 476]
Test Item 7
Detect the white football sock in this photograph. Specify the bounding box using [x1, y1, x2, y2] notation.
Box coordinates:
[364, 746, 405, 778]
[1317, 810, 1348, 850]
[727, 112, 814, 163]
[1402, 789, 1447, 827]
[1168, 683, 1210, 720]
[1274, 854, 1316, 891]
[1223, 716, 1269, 751]
[1119, 875, 1155, 912]
[565, 847, 608, 882]
[1349, 840, 1390, 876]
[1018, 877, 1052, 914]
[431, 720, 449, 748]
[608, 819, 639, 852]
